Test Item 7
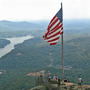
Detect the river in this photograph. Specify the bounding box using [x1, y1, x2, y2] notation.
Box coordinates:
[0, 35, 33, 58]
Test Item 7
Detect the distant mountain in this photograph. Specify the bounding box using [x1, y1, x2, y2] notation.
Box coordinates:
[0, 19, 90, 38]
[0, 19, 90, 32]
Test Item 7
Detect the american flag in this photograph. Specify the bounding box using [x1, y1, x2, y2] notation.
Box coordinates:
[43, 5, 63, 45]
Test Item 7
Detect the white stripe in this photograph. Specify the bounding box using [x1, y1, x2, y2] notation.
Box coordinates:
[60, 29, 63, 33]
[50, 21, 62, 32]
[45, 34, 60, 41]
[49, 17, 58, 26]
[50, 20, 60, 31]
[47, 28, 61, 38]
[47, 22, 62, 37]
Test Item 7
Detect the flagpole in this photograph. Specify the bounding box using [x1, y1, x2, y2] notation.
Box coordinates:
[61, 2, 64, 83]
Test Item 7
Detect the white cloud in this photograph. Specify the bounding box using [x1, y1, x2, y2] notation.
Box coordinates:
[0, 0, 90, 21]
[63, 0, 90, 19]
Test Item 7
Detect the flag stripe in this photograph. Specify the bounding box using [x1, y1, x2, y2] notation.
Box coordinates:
[50, 21, 61, 32]
[49, 20, 60, 31]
[48, 37, 59, 42]
[60, 27, 63, 34]
[50, 42, 57, 45]
[48, 17, 59, 30]
[45, 34, 60, 41]
[46, 31, 60, 40]
[49, 16, 57, 26]
[49, 23, 63, 35]
[47, 28, 61, 38]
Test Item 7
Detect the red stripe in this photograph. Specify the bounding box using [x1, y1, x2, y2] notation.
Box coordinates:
[50, 22, 63, 32]
[49, 21, 60, 32]
[49, 16, 56, 25]
[48, 37, 59, 42]
[43, 31, 49, 40]
[49, 23, 63, 35]
[50, 42, 57, 45]
[60, 27, 63, 34]
[60, 31, 63, 35]
[49, 27, 60, 35]
[48, 18, 59, 30]
[46, 31, 60, 39]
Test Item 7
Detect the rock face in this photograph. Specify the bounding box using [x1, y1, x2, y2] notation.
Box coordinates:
[30, 84, 90, 90]
[30, 76, 90, 90]
[30, 86, 46, 90]
[30, 78, 90, 90]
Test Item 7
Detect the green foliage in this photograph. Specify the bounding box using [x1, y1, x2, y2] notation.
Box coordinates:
[0, 36, 90, 90]
[0, 20, 90, 90]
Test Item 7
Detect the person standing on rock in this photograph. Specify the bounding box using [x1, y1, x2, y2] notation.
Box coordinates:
[78, 76, 83, 86]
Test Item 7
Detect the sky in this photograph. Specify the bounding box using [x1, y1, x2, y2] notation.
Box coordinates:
[0, 0, 90, 21]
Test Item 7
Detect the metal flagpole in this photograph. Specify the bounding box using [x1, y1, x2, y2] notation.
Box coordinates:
[61, 2, 64, 83]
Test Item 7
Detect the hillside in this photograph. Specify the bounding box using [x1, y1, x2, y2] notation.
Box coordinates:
[0, 36, 90, 89]
[30, 83, 90, 90]
[0, 20, 90, 90]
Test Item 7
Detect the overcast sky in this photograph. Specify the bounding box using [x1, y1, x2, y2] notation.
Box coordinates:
[0, 0, 90, 21]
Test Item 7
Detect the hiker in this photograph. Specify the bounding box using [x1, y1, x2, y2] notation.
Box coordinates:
[39, 74, 44, 83]
[64, 79, 70, 82]
[58, 78, 61, 86]
[53, 75, 56, 80]
[53, 75, 58, 82]
[55, 75, 58, 82]
[47, 71, 51, 81]
[78, 76, 83, 86]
